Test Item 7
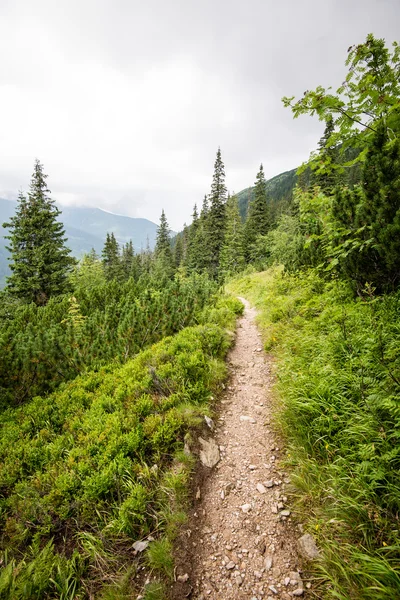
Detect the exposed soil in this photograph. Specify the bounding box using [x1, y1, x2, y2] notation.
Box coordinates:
[170, 298, 310, 600]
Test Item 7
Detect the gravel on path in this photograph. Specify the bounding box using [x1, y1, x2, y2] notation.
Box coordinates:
[170, 297, 310, 600]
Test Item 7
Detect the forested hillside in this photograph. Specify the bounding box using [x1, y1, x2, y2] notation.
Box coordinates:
[236, 167, 297, 221]
[1, 33, 399, 599]
[0, 199, 161, 287]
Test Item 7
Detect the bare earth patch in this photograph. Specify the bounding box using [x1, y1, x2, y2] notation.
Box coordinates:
[171, 298, 310, 599]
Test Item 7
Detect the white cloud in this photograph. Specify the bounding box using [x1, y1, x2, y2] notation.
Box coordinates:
[0, 0, 399, 230]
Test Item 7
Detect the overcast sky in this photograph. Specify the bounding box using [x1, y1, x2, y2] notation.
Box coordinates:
[0, 0, 399, 230]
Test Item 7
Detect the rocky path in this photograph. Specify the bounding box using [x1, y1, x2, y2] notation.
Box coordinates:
[172, 298, 311, 600]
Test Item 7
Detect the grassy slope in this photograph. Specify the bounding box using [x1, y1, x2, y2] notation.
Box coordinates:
[0, 296, 243, 600]
[227, 268, 400, 600]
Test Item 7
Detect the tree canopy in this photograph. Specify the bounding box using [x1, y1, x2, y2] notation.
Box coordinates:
[3, 160, 74, 305]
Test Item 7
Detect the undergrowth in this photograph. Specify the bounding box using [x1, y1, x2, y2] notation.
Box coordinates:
[0, 295, 243, 599]
[227, 268, 400, 599]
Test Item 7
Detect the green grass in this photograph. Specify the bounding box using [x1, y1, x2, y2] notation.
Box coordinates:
[227, 269, 400, 599]
[0, 295, 244, 599]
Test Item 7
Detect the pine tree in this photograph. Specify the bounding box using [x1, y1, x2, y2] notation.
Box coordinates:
[186, 204, 200, 272]
[102, 232, 121, 280]
[181, 223, 189, 268]
[332, 123, 400, 292]
[3, 160, 74, 305]
[139, 237, 153, 276]
[220, 195, 245, 277]
[154, 209, 173, 278]
[121, 240, 135, 279]
[205, 148, 227, 278]
[173, 234, 183, 268]
[200, 195, 208, 220]
[155, 210, 172, 259]
[243, 164, 271, 262]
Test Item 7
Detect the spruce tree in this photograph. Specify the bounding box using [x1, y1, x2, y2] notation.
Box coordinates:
[3, 160, 74, 305]
[220, 195, 245, 277]
[205, 148, 227, 278]
[154, 209, 173, 278]
[181, 223, 190, 268]
[186, 204, 200, 272]
[173, 234, 183, 268]
[243, 164, 271, 262]
[194, 197, 213, 273]
[155, 210, 172, 259]
[121, 240, 135, 279]
[200, 195, 209, 220]
[102, 232, 121, 280]
[332, 123, 400, 292]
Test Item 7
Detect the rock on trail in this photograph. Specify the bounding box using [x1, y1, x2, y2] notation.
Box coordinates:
[171, 297, 310, 599]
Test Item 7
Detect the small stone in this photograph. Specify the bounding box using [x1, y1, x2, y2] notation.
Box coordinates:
[177, 573, 189, 583]
[221, 489, 225, 500]
[196, 487, 201, 500]
[241, 503, 252, 513]
[284, 577, 290, 586]
[297, 533, 320, 560]
[264, 555, 273, 571]
[204, 415, 214, 430]
[249, 464, 257, 470]
[240, 415, 256, 423]
[306, 582, 312, 589]
[226, 561, 236, 570]
[277, 502, 284, 509]
[264, 480, 274, 488]
[198, 437, 220, 468]
[280, 510, 291, 517]
[268, 585, 278, 594]
[293, 589, 304, 596]
[254, 570, 262, 579]
[132, 540, 148, 553]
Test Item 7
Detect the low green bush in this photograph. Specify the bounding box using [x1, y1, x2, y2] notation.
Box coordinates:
[0, 274, 218, 406]
[0, 296, 239, 599]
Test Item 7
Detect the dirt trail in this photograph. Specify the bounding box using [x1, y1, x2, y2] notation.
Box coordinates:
[172, 298, 308, 600]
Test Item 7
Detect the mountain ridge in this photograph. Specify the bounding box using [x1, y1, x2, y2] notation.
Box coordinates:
[0, 166, 299, 288]
[0, 200, 160, 287]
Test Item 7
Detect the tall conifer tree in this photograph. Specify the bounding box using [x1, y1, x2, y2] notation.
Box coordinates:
[332, 123, 400, 292]
[102, 232, 121, 280]
[186, 204, 200, 272]
[154, 209, 174, 279]
[205, 148, 227, 278]
[155, 210, 172, 259]
[3, 160, 74, 305]
[173, 235, 183, 268]
[220, 195, 245, 276]
[244, 164, 271, 262]
[121, 240, 135, 279]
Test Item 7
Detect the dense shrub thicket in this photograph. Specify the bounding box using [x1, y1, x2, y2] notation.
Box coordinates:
[0, 274, 217, 406]
[228, 269, 400, 599]
[0, 295, 243, 599]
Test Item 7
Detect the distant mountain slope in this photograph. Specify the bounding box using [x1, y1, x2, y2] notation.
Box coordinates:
[236, 168, 297, 219]
[59, 206, 159, 251]
[0, 199, 160, 288]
